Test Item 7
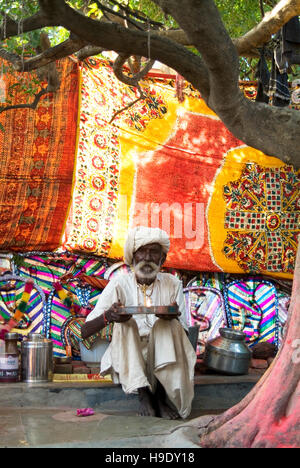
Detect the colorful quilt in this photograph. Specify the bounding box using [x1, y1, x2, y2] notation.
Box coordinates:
[15, 254, 109, 356]
[62, 58, 299, 279]
[184, 285, 227, 358]
[224, 279, 279, 348]
[0, 58, 79, 251]
[0, 275, 45, 337]
[0, 56, 298, 279]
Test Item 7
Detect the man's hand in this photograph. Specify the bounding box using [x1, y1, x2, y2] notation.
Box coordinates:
[155, 302, 180, 321]
[105, 302, 132, 323]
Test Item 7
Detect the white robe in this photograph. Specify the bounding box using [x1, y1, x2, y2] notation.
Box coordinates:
[86, 271, 196, 418]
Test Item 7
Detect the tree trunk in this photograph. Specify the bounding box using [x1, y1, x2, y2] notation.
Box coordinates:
[198, 244, 300, 448]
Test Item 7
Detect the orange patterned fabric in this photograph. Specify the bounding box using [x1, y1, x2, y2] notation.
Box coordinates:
[0, 58, 78, 251]
[63, 58, 299, 279]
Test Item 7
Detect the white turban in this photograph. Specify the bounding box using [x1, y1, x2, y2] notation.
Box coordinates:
[124, 226, 170, 266]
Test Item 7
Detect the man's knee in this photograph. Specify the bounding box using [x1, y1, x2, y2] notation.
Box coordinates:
[152, 317, 182, 333]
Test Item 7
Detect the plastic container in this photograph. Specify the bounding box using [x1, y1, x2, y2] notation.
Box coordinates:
[0, 332, 20, 382]
[0, 353, 20, 382]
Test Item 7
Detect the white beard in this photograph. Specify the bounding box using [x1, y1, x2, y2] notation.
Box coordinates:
[133, 260, 161, 282]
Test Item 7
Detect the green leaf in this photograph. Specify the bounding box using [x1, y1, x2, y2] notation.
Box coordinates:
[0, 122, 5, 133]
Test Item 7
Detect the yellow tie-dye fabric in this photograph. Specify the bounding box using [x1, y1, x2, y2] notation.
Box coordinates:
[62, 58, 299, 279]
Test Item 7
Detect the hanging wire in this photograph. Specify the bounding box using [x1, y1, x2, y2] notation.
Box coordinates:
[1, 12, 7, 41]
[259, 0, 265, 18]
[0, 62, 5, 103]
[0, 13, 6, 103]
[18, 0, 26, 73]
[147, 19, 151, 60]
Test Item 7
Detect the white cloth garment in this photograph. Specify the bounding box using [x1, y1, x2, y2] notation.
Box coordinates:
[86, 271, 196, 419]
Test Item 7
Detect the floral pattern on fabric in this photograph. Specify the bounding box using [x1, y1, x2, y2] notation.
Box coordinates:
[223, 163, 300, 274]
[63, 59, 168, 256]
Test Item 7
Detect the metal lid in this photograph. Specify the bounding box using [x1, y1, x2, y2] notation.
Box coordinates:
[22, 333, 53, 347]
[5, 332, 18, 340]
[219, 327, 246, 341]
[28, 333, 45, 341]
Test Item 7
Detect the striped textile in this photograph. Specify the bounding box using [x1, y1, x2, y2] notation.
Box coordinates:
[62, 316, 113, 352]
[18, 254, 109, 295]
[187, 272, 226, 292]
[224, 279, 279, 348]
[184, 286, 227, 358]
[47, 287, 72, 357]
[0, 275, 45, 337]
[2, 255, 109, 356]
[277, 293, 290, 347]
[46, 283, 99, 356]
[53, 374, 112, 382]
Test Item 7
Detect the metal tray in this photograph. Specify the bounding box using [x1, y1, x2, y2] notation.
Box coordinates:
[119, 305, 178, 315]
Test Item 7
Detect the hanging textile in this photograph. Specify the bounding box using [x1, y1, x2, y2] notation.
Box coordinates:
[224, 279, 279, 349]
[61, 58, 299, 279]
[0, 275, 45, 337]
[184, 285, 227, 358]
[0, 55, 299, 279]
[0, 58, 79, 251]
[15, 253, 109, 356]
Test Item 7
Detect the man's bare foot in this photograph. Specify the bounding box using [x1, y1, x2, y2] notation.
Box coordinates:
[137, 387, 156, 417]
[156, 399, 180, 420]
[155, 381, 180, 420]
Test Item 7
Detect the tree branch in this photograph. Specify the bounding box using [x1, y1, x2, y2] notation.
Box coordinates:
[2, 0, 300, 165]
[18, 36, 88, 72]
[154, 0, 240, 108]
[76, 45, 106, 61]
[0, 31, 60, 115]
[109, 94, 145, 124]
[0, 10, 56, 40]
[109, 53, 155, 123]
[154, 0, 300, 167]
[2, 1, 300, 65]
[113, 54, 155, 87]
[93, 0, 145, 31]
[36, 0, 211, 99]
[0, 49, 22, 70]
[235, 0, 300, 56]
[157, 0, 300, 59]
[0, 85, 51, 114]
[108, 0, 164, 28]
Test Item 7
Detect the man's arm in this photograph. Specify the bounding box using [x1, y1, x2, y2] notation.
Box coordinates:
[81, 314, 106, 340]
[81, 302, 132, 340]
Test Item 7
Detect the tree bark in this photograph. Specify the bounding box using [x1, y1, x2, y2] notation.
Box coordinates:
[2, 1, 300, 165]
[235, 0, 300, 56]
[154, 0, 300, 166]
[197, 243, 300, 448]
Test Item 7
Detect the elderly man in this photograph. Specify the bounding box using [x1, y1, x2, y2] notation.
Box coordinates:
[81, 226, 196, 419]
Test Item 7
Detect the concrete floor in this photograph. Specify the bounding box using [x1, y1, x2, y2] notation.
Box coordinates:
[0, 406, 206, 448]
[0, 374, 259, 448]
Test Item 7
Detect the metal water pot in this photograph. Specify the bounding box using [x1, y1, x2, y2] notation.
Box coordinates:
[21, 333, 53, 383]
[204, 327, 251, 375]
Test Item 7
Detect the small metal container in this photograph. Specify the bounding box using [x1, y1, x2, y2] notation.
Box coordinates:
[204, 327, 251, 375]
[21, 333, 53, 383]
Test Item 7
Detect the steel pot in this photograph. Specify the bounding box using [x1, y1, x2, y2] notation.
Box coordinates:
[204, 327, 251, 375]
[21, 333, 53, 383]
